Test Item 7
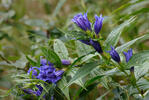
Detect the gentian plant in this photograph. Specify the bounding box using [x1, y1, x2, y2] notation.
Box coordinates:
[1, 9, 149, 100]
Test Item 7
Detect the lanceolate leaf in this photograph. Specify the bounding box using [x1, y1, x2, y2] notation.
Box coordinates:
[67, 61, 99, 87]
[76, 41, 93, 56]
[127, 50, 149, 68]
[116, 34, 149, 53]
[41, 47, 62, 67]
[135, 61, 149, 80]
[54, 39, 69, 59]
[67, 68, 85, 88]
[26, 55, 37, 66]
[57, 77, 70, 100]
[104, 17, 136, 50]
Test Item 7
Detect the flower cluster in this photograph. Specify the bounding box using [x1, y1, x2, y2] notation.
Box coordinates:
[72, 12, 103, 35]
[24, 58, 70, 96]
[108, 46, 133, 63]
[72, 12, 104, 54]
[72, 13, 133, 63]
[28, 58, 64, 84]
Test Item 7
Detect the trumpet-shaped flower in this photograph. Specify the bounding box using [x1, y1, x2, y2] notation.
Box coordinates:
[94, 14, 104, 35]
[108, 46, 120, 63]
[72, 13, 91, 31]
[123, 49, 133, 63]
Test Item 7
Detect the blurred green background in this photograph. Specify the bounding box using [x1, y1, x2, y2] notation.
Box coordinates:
[0, 0, 149, 99]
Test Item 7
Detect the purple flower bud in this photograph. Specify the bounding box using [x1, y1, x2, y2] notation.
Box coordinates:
[89, 39, 103, 54]
[123, 49, 133, 63]
[94, 14, 104, 35]
[61, 59, 71, 65]
[107, 46, 120, 63]
[79, 40, 91, 45]
[72, 12, 91, 31]
[130, 66, 134, 73]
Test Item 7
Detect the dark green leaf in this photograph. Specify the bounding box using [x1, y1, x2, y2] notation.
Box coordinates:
[67, 61, 99, 86]
[41, 47, 62, 67]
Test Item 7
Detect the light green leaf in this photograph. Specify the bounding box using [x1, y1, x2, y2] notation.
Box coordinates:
[54, 39, 69, 59]
[116, 34, 149, 53]
[80, 53, 98, 64]
[57, 77, 70, 100]
[135, 61, 149, 80]
[96, 90, 111, 100]
[67, 68, 85, 88]
[127, 50, 149, 68]
[75, 41, 93, 56]
[53, 0, 66, 17]
[67, 61, 99, 87]
[13, 54, 28, 68]
[104, 17, 136, 50]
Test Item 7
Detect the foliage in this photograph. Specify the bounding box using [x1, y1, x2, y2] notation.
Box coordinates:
[0, 0, 149, 100]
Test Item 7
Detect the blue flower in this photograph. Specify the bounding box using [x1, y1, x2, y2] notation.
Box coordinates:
[37, 71, 49, 82]
[47, 70, 64, 83]
[94, 14, 104, 35]
[29, 58, 64, 84]
[26, 58, 64, 97]
[72, 12, 91, 31]
[23, 85, 43, 96]
[108, 46, 120, 63]
[27, 67, 40, 77]
[123, 49, 133, 63]
[40, 57, 53, 66]
[89, 39, 103, 53]
[61, 59, 71, 65]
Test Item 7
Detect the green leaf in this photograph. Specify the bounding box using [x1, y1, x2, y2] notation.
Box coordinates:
[127, 50, 149, 68]
[26, 55, 37, 66]
[96, 90, 111, 100]
[54, 39, 69, 59]
[67, 61, 99, 86]
[75, 41, 93, 56]
[52, 0, 66, 17]
[123, 8, 149, 20]
[41, 47, 62, 67]
[13, 54, 28, 68]
[85, 75, 104, 86]
[80, 53, 98, 64]
[38, 84, 51, 100]
[135, 61, 149, 80]
[67, 68, 85, 88]
[104, 17, 136, 50]
[57, 77, 70, 100]
[116, 34, 149, 53]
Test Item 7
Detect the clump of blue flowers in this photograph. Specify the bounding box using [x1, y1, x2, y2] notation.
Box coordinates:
[28, 58, 64, 84]
[24, 57, 67, 97]
[72, 12, 104, 54]
[108, 47, 133, 63]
